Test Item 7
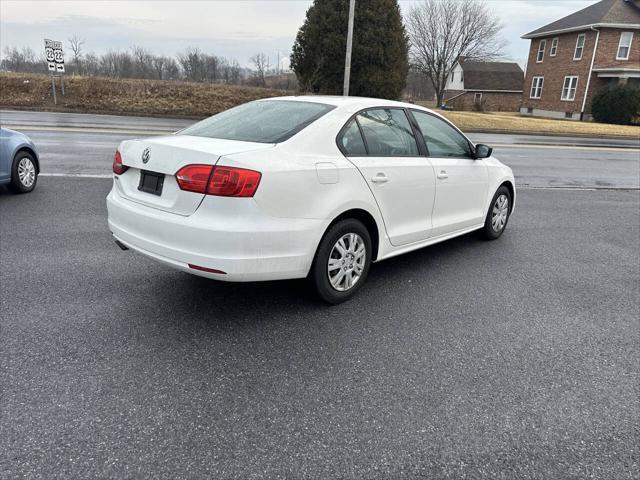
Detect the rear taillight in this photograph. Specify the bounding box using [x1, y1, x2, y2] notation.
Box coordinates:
[175, 164, 213, 194]
[112, 150, 128, 175]
[175, 165, 261, 197]
[207, 167, 261, 197]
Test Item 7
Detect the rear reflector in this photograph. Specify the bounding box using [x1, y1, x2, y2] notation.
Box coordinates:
[112, 150, 129, 175]
[188, 264, 227, 275]
[175, 165, 261, 197]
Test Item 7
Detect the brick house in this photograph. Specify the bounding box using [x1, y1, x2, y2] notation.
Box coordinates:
[443, 58, 524, 111]
[521, 0, 640, 121]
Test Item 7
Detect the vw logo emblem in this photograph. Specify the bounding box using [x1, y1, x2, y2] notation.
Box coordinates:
[142, 148, 151, 164]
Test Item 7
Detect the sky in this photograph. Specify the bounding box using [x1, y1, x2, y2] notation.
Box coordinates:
[0, 0, 596, 69]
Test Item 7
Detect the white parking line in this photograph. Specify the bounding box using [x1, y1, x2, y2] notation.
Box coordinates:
[3, 125, 171, 135]
[40, 173, 112, 179]
[492, 143, 640, 153]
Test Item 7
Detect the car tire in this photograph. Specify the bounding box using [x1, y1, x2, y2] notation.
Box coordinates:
[483, 185, 511, 240]
[311, 219, 372, 304]
[9, 151, 38, 193]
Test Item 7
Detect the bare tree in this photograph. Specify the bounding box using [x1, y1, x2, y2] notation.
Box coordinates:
[406, 0, 506, 105]
[250, 53, 269, 87]
[131, 45, 152, 78]
[164, 57, 180, 80]
[83, 52, 100, 76]
[68, 35, 85, 73]
[1, 46, 39, 72]
[178, 47, 206, 82]
[152, 55, 167, 80]
[225, 58, 241, 84]
[100, 50, 134, 78]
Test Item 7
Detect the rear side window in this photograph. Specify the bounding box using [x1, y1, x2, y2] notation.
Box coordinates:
[179, 100, 335, 143]
[356, 109, 419, 157]
[339, 120, 367, 155]
[411, 111, 472, 158]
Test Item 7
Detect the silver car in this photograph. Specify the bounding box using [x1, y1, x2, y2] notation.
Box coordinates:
[0, 127, 40, 193]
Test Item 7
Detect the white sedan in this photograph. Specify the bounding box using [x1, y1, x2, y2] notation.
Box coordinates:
[107, 96, 515, 303]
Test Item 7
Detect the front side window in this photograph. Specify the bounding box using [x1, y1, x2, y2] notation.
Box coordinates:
[561, 76, 579, 101]
[411, 111, 472, 158]
[574, 34, 586, 60]
[356, 109, 419, 157]
[537, 39, 547, 62]
[617, 32, 633, 60]
[550, 37, 559, 56]
[530, 76, 544, 99]
[179, 100, 335, 143]
[338, 119, 367, 156]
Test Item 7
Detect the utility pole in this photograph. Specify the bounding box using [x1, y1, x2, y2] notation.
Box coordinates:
[343, 0, 355, 96]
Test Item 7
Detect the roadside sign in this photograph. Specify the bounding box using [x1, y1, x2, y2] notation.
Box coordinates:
[44, 39, 64, 73]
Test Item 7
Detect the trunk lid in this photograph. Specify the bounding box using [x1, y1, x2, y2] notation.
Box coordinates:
[114, 135, 274, 216]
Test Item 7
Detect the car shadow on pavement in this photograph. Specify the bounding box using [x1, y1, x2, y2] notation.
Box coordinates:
[151, 230, 493, 328]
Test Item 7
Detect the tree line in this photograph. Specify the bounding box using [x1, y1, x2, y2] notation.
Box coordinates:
[0, 40, 287, 87]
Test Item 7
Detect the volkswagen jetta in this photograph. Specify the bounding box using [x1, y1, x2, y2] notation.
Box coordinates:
[107, 97, 515, 303]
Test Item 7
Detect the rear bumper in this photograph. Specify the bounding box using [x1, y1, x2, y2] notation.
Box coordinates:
[106, 187, 327, 282]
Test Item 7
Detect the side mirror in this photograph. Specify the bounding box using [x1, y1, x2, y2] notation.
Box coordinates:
[474, 144, 493, 159]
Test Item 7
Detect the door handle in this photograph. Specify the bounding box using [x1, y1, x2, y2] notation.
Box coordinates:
[437, 170, 448, 180]
[371, 173, 388, 184]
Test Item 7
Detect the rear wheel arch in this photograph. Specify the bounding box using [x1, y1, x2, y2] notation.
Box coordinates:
[315, 208, 380, 263]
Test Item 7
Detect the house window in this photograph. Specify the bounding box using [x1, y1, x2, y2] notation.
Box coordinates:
[537, 39, 546, 62]
[530, 76, 544, 99]
[474, 93, 483, 105]
[561, 76, 579, 101]
[550, 38, 559, 56]
[617, 32, 633, 60]
[574, 34, 586, 60]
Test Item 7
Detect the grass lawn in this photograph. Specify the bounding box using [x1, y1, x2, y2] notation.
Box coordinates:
[417, 105, 640, 139]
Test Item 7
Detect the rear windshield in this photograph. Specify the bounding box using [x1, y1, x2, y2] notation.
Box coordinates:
[178, 100, 335, 143]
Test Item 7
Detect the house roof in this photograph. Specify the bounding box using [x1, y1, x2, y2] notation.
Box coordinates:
[522, 0, 640, 39]
[459, 61, 524, 91]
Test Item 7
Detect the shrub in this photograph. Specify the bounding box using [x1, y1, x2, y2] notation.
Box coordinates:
[591, 84, 640, 125]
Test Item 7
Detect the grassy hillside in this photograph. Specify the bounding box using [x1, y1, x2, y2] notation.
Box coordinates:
[2, 73, 638, 139]
[0, 73, 287, 118]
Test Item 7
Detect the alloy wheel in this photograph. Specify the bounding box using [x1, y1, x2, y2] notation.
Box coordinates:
[491, 194, 509, 232]
[327, 233, 366, 292]
[18, 157, 36, 188]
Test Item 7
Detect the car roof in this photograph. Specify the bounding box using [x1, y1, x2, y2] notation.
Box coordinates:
[263, 95, 434, 113]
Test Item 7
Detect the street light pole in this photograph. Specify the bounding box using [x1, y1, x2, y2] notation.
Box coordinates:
[343, 0, 355, 96]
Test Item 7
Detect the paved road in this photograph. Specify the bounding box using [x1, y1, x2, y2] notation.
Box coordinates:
[3, 109, 639, 149]
[0, 109, 194, 133]
[1, 178, 638, 479]
[2, 110, 639, 189]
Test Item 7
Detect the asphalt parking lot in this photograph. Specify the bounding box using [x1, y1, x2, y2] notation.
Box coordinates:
[1, 175, 638, 479]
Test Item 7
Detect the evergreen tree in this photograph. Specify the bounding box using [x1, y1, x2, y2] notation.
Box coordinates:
[291, 0, 409, 99]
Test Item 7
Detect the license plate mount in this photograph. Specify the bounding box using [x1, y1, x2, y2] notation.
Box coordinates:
[138, 170, 165, 196]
